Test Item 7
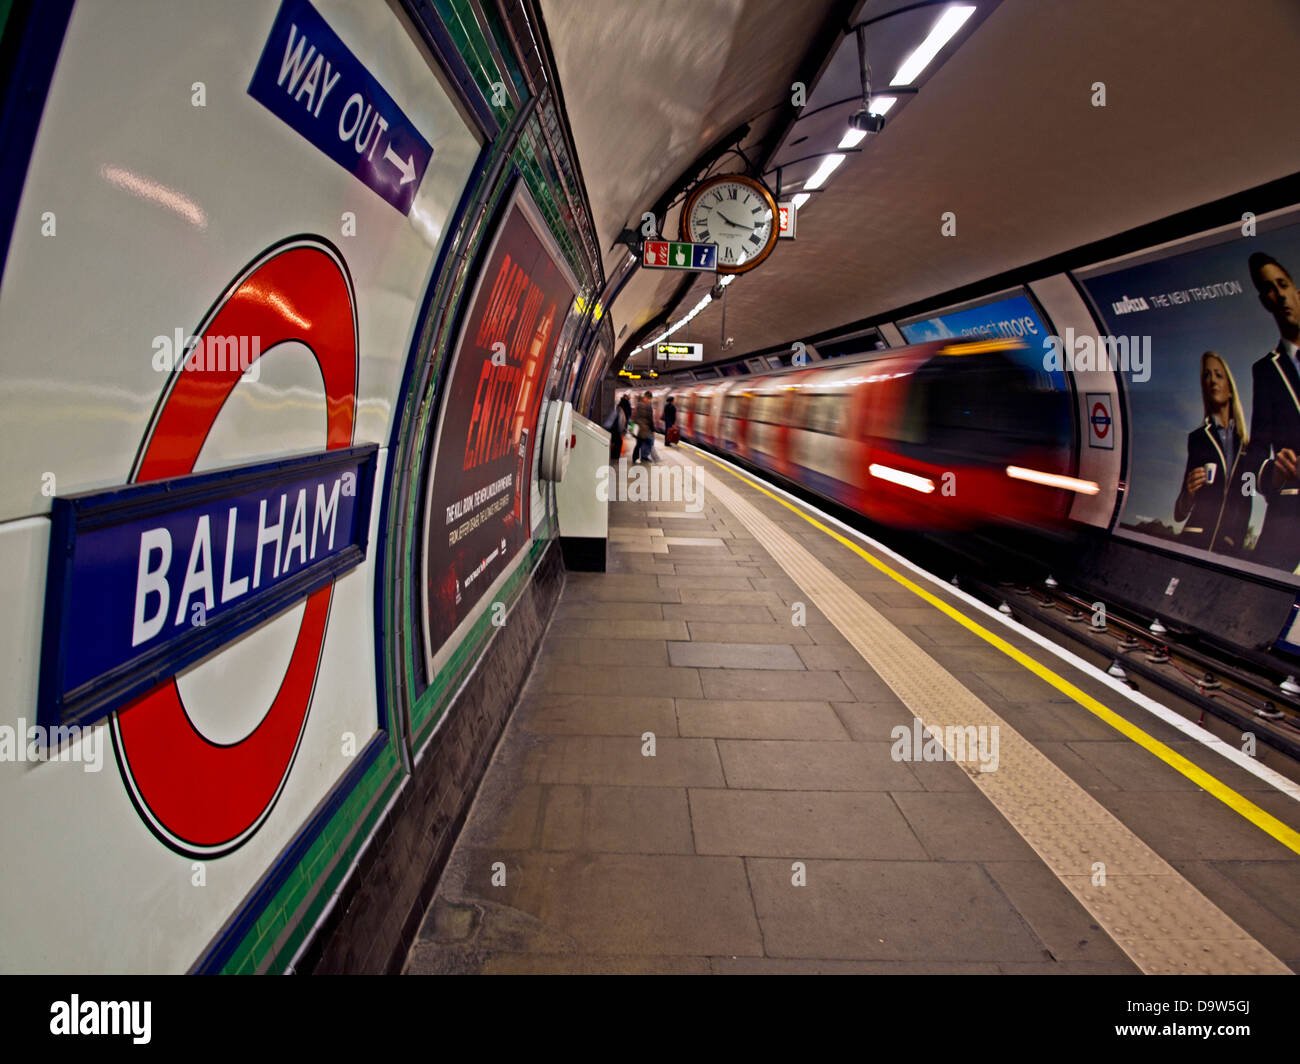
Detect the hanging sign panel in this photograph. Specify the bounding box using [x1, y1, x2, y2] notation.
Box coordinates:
[778, 201, 796, 239]
[657, 342, 703, 361]
[643, 241, 717, 271]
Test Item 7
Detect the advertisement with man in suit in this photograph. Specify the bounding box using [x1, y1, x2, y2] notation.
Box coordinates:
[1078, 215, 1300, 583]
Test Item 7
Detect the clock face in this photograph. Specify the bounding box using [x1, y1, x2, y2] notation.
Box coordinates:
[682, 177, 777, 274]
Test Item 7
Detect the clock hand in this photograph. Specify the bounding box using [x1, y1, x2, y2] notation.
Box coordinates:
[717, 211, 754, 231]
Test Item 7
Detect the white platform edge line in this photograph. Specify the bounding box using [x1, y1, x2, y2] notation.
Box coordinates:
[681, 444, 1300, 803]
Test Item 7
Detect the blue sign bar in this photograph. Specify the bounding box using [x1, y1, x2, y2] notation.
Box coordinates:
[248, 0, 433, 215]
[691, 243, 718, 270]
[38, 446, 378, 729]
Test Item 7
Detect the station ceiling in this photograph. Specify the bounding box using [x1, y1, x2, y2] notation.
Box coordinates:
[541, 0, 1300, 370]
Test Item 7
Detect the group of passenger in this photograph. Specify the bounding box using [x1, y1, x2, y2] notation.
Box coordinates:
[1173, 252, 1300, 571]
[605, 390, 678, 464]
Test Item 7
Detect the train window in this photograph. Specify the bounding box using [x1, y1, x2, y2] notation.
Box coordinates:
[914, 352, 1059, 459]
[790, 391, 812, 431]
[753, 394, 780, 425]
[810, 394, 840, 435]
[723, 393, 750, 420]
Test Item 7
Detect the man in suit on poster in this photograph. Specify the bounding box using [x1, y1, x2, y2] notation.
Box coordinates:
[1245, 252, 1300, 570]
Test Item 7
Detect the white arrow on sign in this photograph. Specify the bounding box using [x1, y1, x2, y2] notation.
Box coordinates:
[382, 143, 417, 186]
[674, 246, 686, 266]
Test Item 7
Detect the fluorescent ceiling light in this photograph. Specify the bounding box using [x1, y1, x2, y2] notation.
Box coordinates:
[838, 128, 867, 149]
[805, 153, 845, 190]
[869, 95, 898, 116]
[792, 193, 810, 209]
[891, 4, 975, 86]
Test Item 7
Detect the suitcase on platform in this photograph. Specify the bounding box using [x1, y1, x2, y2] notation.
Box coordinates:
[667, 425, 680, 445]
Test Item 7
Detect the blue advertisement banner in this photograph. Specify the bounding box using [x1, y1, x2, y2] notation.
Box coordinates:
[897, 292, 1064, 390]
[897, 291, 1073, 460]
[39, 446, 378, 729]
[248, 0, 433, 215]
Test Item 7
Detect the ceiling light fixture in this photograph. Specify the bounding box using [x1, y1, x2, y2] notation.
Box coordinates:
[804, 153, 845, 190]
[891, 4, 975, 86]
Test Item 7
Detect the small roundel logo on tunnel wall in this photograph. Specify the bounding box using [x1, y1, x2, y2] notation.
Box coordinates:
[1091, 402, 1111, 438]
[1086, 393, 1115, 451]
[111, 237, 358, 859]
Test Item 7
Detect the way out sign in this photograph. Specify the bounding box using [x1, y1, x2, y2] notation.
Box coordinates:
[249, 0, 433, 215]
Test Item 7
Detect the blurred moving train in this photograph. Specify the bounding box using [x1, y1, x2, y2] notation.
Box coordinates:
[620, 338, 1100, 531]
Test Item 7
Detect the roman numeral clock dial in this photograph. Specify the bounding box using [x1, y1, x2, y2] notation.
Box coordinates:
[681, 174, 779, 275]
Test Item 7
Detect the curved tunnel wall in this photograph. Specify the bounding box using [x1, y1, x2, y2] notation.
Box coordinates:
[0, 0, 608, 973]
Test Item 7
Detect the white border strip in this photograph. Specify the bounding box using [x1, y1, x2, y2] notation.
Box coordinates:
[682, 443, 1300, 803]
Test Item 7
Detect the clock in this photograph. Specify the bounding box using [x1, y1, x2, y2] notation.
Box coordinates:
[680, 174, 778, 275]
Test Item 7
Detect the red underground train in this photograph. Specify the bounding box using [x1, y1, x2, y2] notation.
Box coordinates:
[657, 337, 1100, 531]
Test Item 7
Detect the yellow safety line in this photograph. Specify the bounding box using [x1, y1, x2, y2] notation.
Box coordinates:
[686, 445, 1300, 856]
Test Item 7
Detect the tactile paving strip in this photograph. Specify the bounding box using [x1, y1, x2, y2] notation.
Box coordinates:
[698, 464, 1291, 975]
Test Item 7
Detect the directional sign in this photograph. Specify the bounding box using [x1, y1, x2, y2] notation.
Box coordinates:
[657, 342, 703, 361]
[249, 0, 433, 215]
[643, 240, 717, 272]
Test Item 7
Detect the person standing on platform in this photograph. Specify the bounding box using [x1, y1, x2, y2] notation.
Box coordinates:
[664, 395, 679, 446]
[634, 391, 656, 462]
[603, 396, 627, 462]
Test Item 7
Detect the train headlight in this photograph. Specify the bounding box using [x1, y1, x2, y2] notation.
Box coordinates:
[869, 463, 935, 494]
[1005, 466, 1099, 494]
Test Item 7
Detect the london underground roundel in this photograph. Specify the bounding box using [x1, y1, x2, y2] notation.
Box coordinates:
[1091, 401, 1111, 440]
[111, 237, 358, 858]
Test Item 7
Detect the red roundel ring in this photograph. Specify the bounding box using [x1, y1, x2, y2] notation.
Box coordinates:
[1092, 401, 1111, 439]
[111, 238, 357, 857]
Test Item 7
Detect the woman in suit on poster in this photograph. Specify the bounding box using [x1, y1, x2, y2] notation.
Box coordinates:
[1173, 351, 1251, 554]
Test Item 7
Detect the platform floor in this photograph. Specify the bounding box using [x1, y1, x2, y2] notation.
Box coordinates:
[406, 445, 1300, 975]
